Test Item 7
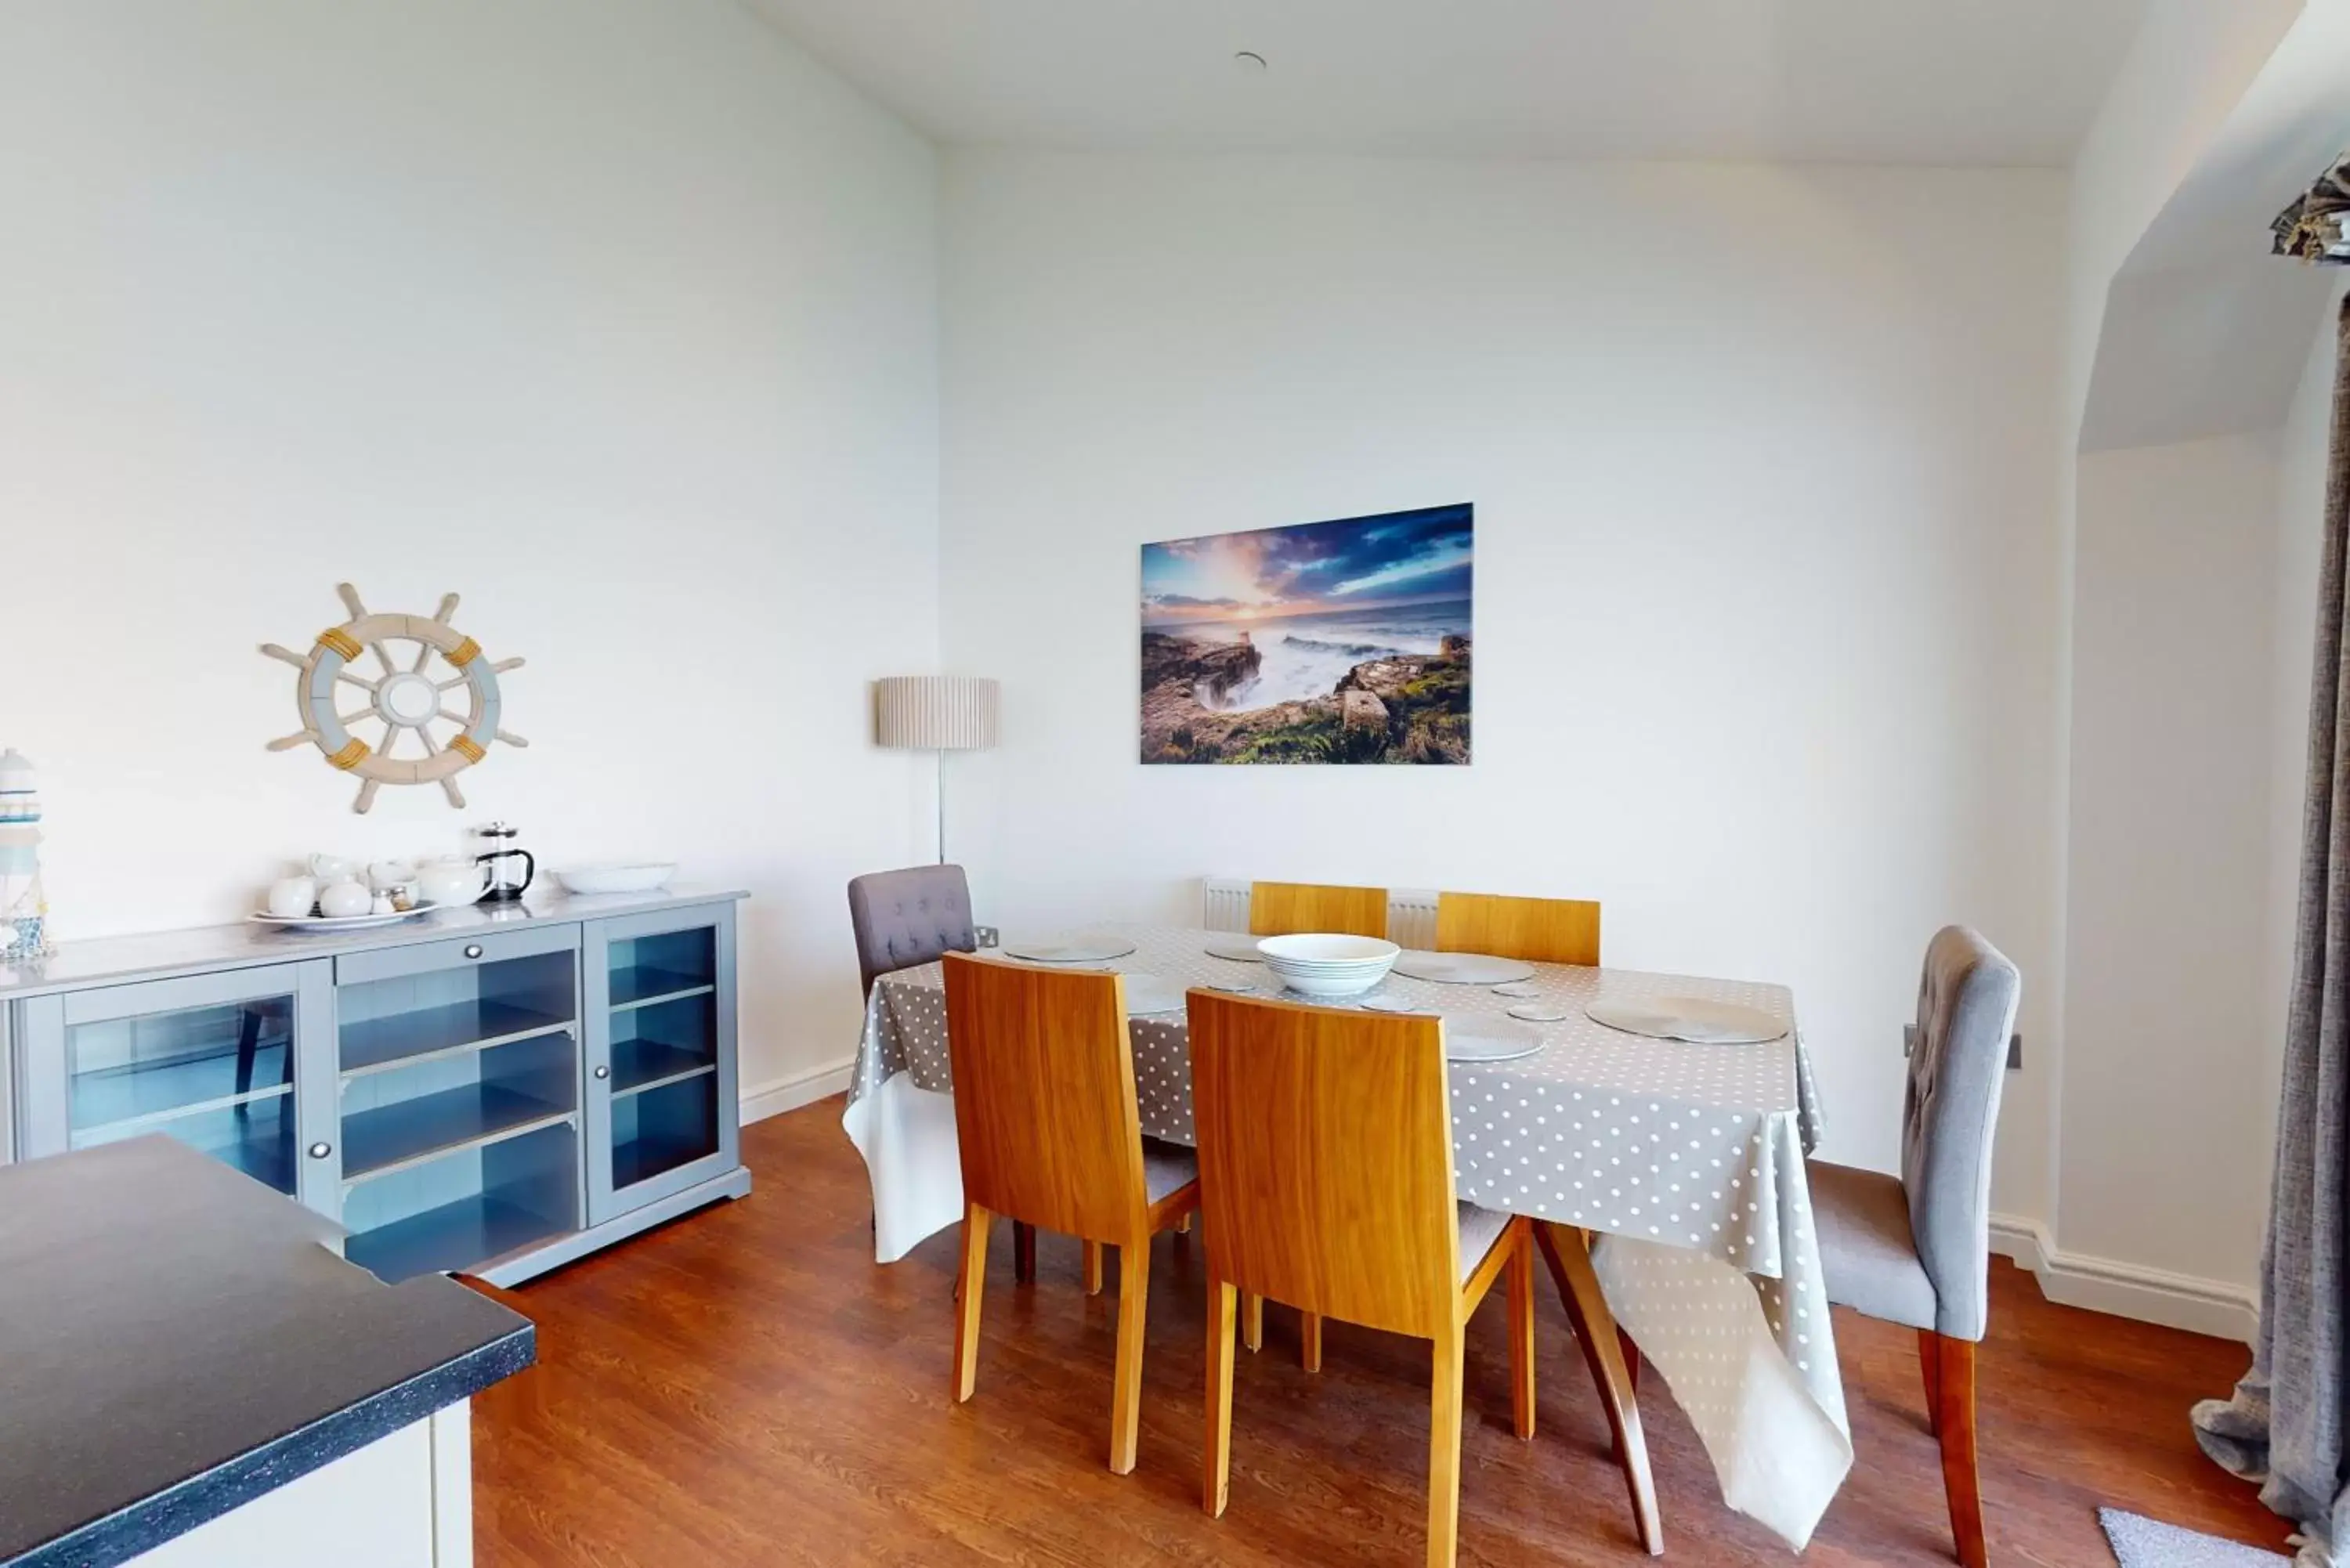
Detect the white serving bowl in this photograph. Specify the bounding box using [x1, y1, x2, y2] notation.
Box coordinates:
[552, 862, 676, 896]
[1256, 933, 1401, 999]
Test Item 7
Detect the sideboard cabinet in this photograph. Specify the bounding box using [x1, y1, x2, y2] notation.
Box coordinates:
[2, 889, 749, 1285]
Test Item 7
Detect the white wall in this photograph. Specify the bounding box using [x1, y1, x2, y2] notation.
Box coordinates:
[938, 151, 2067, 1190]
[0, 0, 941, 1095]
[2063, 435, 2283, 1291]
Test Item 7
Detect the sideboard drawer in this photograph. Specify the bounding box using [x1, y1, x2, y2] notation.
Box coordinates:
[333, 923, 580, 987]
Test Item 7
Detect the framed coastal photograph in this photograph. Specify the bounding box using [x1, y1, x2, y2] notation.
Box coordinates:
[1139, 504, 1473, 765]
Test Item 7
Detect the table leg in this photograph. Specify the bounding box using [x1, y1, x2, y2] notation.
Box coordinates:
[1536, 1223, 1662, 1555]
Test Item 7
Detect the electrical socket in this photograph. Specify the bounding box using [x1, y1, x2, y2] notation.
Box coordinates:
[974, 925, 1000, 948]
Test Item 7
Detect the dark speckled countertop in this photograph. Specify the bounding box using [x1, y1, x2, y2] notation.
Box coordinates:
[0, 1137, 534, 1568]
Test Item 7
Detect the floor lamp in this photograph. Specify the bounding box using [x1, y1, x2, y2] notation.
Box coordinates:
[875, 675, 1000, 865]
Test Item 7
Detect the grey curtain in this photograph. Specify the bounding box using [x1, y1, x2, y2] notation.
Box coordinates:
[2193, 294, 2350, 1566]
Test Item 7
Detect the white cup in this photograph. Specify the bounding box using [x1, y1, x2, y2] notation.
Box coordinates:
[266, 876, 317, 919]
[309, 853, 358, 883]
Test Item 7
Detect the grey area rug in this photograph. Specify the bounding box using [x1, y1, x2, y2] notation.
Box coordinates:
[2101, 1508, 2291, 1566]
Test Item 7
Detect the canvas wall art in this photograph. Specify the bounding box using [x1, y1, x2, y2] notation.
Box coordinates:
[1140, 504, 1472, 765]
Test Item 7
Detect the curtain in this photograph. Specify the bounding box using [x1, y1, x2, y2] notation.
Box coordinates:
[2193, 294, 2350, 1567]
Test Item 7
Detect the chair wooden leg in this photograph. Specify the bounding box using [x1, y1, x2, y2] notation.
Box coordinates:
[953, 1204, 992, 1403]
[1108, 1241, 1150, 1475]
[1931, 1333, 1987, 1568]
[1205, 1278, 1237, 1516]
[1427, 1329, 1466, 1568]
[1176, 1212, 1192, 1234]
[1619, 1328, 1642, 1397]
[1242, 1291, 1264, 1353]
[1536, 1223, 1662, 1555]
[1014, 1221, 1036, 1284]
[1919, 1328, 1943, 1436]
[1507, 1227, 1536, 1440]
[1301, 1310, 1323, 1372]
[1084, 1239, 1105, 1296]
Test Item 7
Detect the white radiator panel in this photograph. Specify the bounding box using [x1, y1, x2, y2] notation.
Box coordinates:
[1200, 879, 1438, 948]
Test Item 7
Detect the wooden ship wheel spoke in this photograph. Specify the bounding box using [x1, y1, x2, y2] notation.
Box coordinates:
[262, 583, 528, 814]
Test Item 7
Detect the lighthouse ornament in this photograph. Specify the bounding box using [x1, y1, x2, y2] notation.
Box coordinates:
[0, 750, 52, 961]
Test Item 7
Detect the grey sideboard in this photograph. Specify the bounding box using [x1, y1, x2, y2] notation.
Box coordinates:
[0, 887, 750, 1286]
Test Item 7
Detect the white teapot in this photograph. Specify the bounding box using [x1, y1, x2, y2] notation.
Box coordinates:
[415, 856, 488, 908]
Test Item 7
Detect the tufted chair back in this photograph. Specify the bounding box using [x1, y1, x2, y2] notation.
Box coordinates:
[848, 865, 978, 999]
[1900, 926, 2023, 1341]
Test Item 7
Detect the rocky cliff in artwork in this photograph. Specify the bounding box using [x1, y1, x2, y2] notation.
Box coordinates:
[1140, 631, 1471, 765]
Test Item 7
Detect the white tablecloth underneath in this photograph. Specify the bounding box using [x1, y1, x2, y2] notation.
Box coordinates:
[844, 925, 1853, 1549]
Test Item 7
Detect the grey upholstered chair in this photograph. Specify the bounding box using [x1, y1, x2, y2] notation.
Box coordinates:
[847, 864, 1043, 1276]
[1807, 926, 2021, 1568]
[847, 863, 978, 1000]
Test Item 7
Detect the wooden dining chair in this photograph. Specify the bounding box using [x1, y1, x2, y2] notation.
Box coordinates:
[1435, 891, 1601, 967]
[1188, 990, 1535, 1568]
[1249, 880, 1390, 939]
[1807, 927, 2020, 1568]
[940, 952, 1202, 1475]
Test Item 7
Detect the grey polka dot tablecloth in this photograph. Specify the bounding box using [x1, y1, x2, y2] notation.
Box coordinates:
[844, 925, 1854, 1548]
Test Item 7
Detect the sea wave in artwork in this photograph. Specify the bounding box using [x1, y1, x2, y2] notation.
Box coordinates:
[1167, 599, 1470, 711]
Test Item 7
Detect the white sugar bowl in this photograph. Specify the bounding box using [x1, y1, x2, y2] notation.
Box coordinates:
[317, 879, 373, 919]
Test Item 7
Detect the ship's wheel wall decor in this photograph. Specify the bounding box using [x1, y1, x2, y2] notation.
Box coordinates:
[262, 583, 528, 813]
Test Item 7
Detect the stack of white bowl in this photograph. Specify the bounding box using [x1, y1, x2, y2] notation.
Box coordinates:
[1256, 933, 1401, 999]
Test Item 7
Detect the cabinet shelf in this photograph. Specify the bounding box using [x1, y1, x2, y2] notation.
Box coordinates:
[340, 1000, 573, 1078]
[613, 1124, 719, 1190]
[344, 1191, 569, 1284]
[608, 966, 714, 1012]
[74, 1078, 293, 1143]
[609, 1037, 714, 1097]
[70, 1044, 291, 1134]
[341, 1083, 576, 1183]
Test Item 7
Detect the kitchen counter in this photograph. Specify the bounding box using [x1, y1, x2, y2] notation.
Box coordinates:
[0, 883, 748, 1000]
[0, 1137, 533, 1568]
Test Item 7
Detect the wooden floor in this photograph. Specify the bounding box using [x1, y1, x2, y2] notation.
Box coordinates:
[472, 1100, 2290, 1566]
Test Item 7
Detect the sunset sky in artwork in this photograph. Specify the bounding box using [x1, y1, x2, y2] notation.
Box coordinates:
[1140, 504, 1473, 627]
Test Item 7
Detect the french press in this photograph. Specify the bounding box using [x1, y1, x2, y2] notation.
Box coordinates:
[473, 821, 536, 902]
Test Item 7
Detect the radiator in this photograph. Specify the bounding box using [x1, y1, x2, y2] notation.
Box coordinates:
[1200, 878, 1438, 948]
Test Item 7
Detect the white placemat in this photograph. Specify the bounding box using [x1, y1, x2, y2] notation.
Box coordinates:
[1585, 995, 1786, 1044]
[1441, 1013, 1544, 1061]
[1202, 937, 1264, 963]
[1120, 974, 1185, 1015]
[1001, 934, 1138, 963]
[1391, 950, 1538, 985]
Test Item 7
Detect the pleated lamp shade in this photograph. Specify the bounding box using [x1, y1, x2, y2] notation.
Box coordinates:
[875, 676, 1000, 751]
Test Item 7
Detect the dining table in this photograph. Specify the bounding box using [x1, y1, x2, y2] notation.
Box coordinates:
[841, 923, 1853, 1551]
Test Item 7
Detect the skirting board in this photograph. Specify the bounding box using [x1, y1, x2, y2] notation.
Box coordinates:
[741, 1057, 855, 1125]
[1991, 1213, 2258, 1346]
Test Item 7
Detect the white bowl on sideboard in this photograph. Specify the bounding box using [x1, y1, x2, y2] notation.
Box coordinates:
[552, 862, 676, 896]
[1256, 933, 1402, 999]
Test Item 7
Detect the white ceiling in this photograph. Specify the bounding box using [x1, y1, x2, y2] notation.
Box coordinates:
[741, 0, 2151, 166]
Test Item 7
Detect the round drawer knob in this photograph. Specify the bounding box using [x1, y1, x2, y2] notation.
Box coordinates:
[307, 1141, 333, 1159]
[463, 944, 484, 959]
[593, 1065, 611, 1080]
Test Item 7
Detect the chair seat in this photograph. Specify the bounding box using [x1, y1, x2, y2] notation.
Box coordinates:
[1807, 1159, 1938, 1332]
[1142, 1138, 1198, 1205]
[1458, 1201, 1513, 1284]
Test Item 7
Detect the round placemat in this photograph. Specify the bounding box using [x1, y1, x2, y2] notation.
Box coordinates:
[1584, 995, 1786, 1045]
[1442, 1014, 1544, 1062]
[1390, 950, 1538, 985]
[1002, 934, 1139, 964]
[1120, 974, 1185, 1015]
[1202, 938, 1265, 963]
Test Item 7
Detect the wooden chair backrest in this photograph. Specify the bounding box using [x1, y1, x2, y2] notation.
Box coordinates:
[1435, 892, 1601, 967]
[1188, 990, 1461, 1339]
[942, 953, 1148, 1245]
[1249, 880, 1390, 939]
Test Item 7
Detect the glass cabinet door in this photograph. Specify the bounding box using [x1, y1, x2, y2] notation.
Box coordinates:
[583, 905, 737, 1226]
[16, 961, 336, 1212]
